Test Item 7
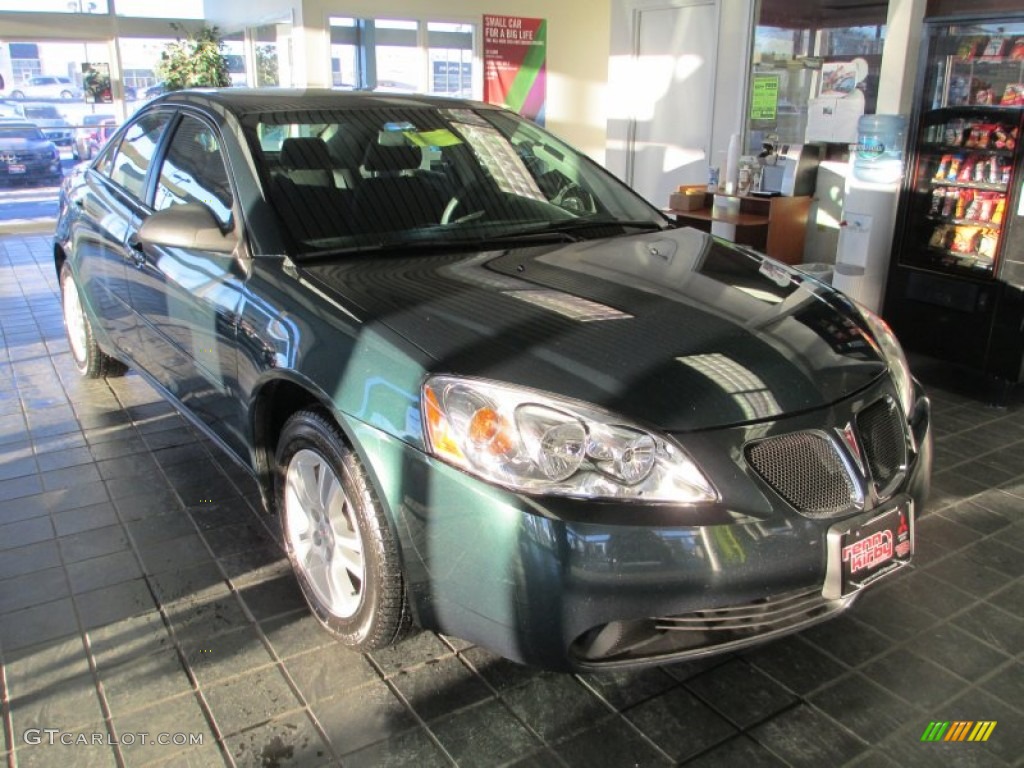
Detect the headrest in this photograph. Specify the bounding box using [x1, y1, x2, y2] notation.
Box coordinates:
[362, 142, 422, 174]
[281, 137, 333, 171]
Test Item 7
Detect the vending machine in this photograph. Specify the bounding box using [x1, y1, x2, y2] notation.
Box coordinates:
[884, 16, 1024, 389]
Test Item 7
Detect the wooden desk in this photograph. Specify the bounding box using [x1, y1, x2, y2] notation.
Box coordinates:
[666, 193, 811, 265]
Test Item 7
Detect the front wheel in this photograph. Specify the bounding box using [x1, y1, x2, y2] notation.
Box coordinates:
[276, 409, 409, 650]
[60, 263, 125, 378]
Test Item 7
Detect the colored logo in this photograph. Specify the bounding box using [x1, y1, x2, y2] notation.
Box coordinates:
[842, 530, 893, 574]
[920, 721, 997, 742]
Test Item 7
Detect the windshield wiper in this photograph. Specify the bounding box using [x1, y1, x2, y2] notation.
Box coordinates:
[524, 219, 669, 238]
[299, 230, 582, 260]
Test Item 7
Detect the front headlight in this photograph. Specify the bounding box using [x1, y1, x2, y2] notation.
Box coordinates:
[422, 376, 717, 503]
[858, 305, 914, 420]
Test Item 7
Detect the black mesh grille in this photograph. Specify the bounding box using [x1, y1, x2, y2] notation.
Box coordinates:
[857, 398, 907, 496]
[746, 432, 855, 517]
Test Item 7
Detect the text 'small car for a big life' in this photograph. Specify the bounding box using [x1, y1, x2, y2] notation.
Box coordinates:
[54, 89, 931, 671]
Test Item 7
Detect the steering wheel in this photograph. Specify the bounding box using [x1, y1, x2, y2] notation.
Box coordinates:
[441, 180, 493, 225]
[441, 195, 487, 225]
[551, 182, 596, 214]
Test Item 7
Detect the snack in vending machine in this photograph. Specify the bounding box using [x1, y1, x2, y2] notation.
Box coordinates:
[947, 155, 963, 181]
[929, 224, 951, 249]
[930, 187, 946, 216]
[955, 188, 972, 219]
[951, 225, 982, 254]
[942, 188, 958, 217]
[935, 154, 952, 180]
[977, 230, 998, 260]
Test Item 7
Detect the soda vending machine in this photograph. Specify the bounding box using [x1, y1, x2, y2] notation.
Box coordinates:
[884, 15, 1024, 392]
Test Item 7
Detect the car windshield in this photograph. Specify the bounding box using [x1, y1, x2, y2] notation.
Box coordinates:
[24, 106, 60, 120]
[0, 125, 44, 140]
[246, 106, 667, 255]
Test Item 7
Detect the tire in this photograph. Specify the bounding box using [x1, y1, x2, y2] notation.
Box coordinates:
[60, 90, 74, 99]
[10, 90, 24, 99]
[60, 263, 126, 378]
[276, 409, 409, 650]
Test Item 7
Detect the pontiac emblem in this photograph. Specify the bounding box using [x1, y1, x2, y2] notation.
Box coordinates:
[837, 423, 865, 475]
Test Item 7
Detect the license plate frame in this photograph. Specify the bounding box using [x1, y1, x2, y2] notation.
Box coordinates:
[823, 498, 913, 600]
[7, 164, 25, 174]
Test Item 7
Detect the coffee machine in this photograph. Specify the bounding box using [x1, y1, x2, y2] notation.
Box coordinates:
[757, 142, 823, 196]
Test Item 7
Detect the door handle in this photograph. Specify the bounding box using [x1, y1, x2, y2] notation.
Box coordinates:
[126, 234, 146, 268]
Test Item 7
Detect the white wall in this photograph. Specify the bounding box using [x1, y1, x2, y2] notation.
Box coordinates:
[207, 0, 613, 161]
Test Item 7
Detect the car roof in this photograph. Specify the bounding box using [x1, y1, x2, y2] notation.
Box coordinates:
[0, 120, 42, 129]
[154, 87, 503, 119]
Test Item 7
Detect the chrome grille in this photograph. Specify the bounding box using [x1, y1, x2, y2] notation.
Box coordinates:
[857, 397, 907, 497]
[746, 432, 856, 517]
[655, 588, 836, 635]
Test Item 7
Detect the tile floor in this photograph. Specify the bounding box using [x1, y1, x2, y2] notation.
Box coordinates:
[0, 230, 1022, 768]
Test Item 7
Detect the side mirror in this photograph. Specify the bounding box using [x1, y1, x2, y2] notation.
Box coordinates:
[138, 203, 237, 254]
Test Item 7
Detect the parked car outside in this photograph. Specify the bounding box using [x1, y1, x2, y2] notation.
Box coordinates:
[10, 76, 83, 100]
[0, 120, 62, 186]
[72, 114, 118, 160]
[21, 103, 74, 147]
[54, 89, 932, 671]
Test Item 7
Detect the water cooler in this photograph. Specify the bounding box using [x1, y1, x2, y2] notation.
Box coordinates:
[832, 115, 907, 312]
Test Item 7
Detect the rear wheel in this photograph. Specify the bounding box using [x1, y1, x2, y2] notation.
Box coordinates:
[276, 409, 409, 650]
[60, 263, 125, 378]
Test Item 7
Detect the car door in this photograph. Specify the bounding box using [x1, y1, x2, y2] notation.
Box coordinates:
[70, 111, 171, 360]
[126, 112, 248, 457]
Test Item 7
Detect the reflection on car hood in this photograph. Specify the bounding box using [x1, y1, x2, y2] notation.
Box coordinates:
[303, 227, 887, 431]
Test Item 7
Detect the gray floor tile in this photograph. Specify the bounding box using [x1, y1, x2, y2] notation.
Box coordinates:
[65, 549, 144, 594]
[113, 692, 215, 766]
[390, 653, 493, 722]
[74, 579, 158, 630]
[749, 703, 868, 768]
[431, 698, 542, 767]
[553, 716, 671, 767]
[684, 658, 798, 729]
[0, 516, 54, 552]
[203, 665, 304, 737]
[623, 687, 737, 763]
[99, 647, 194, 717]
[226, 711, 335, 767]
[0, 596, 79, 651]
[502, 674, 612, 744]
[313, 681, 418, 756]
[281, 644, 377, 704]
[180, 623, 276, 686]
[340, 726, 449, 768]
[52, 501, 119, 537]
[0, 566, 69, 615]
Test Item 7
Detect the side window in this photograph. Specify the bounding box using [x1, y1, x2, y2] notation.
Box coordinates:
[154, 116, 234, 228]
[106, 113, 170, 203]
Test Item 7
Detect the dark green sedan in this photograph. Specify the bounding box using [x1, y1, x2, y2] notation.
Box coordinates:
[54, 89, 931, 670]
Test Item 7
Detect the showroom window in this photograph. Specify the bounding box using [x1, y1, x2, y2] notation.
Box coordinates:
[327, 16, 478, 98]
[747, 1, 888, 151]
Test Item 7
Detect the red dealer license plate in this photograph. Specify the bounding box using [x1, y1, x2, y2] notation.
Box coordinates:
[823, 499, 913, 599]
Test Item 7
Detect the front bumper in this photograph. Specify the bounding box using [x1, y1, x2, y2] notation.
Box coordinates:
[351, 377, 931, 671]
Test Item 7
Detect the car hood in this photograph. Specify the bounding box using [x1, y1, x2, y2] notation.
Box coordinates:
[302, 227, 888, 432]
